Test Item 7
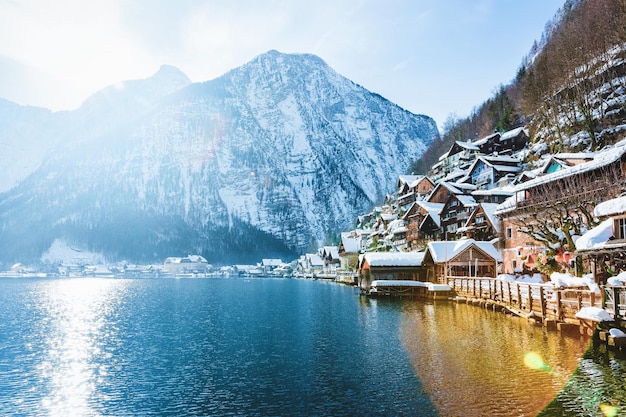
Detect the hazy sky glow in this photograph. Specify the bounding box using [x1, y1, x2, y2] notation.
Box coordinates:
[0, 0, 563, 128]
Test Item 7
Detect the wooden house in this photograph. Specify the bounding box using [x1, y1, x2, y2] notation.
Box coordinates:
[463, 155, 522, 190]
[422, 239, 502, 283]
[358, 251, 426, 291]
[439, 193, 478, 240]
[338, 231, 362, 271]
[404, 201, 443, 249]
[473, 132, 501, 155]
[496, 144, 626, 274]
[396, 175, 435, 210]
[497, 127, 529, 154]
[459, 203, 500, 241]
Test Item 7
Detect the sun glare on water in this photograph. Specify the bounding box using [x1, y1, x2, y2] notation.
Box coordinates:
[36, 279, 126, 416]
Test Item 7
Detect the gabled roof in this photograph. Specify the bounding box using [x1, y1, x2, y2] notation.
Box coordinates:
[499, 126, 528, 141]
[426, 239, 502, 263]
[465, 203, 501, 233]
[340, 233, 361, 253]
[456, 194, 478, 207]
[305, 253, 324, 266]
[473, 132, 501, 147]
[319, 246, 339, 260]
[398, 175, 422, 188]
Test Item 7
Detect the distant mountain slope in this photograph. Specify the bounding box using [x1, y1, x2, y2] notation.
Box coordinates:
[0, 50, 438, 265]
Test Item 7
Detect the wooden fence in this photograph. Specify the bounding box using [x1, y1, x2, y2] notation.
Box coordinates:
[446, 276, 601, 324]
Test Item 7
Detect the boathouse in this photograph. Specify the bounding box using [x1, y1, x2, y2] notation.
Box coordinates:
[423, 239, 501, 284]
[358, 251, 426, 291]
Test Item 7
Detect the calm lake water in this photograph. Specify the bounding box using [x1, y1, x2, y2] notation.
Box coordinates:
[0, 276, 623, 416]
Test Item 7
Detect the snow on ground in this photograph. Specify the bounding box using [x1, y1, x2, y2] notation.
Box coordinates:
[40, 239, 106, 265]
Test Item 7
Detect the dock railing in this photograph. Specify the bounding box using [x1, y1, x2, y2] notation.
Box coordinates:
[446, 276, 600, 324]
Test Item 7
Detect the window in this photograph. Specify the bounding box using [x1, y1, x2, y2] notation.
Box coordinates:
[618, 218, 626, 240]
[506, 227, 512, 239]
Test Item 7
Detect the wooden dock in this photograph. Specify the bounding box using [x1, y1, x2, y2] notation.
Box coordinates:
[445, 276, 615, 335]
[365, 280, 452, 299]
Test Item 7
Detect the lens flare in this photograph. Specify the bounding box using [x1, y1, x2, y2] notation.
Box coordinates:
[600, 403, 619, 417]
[523, 352, 551, 372]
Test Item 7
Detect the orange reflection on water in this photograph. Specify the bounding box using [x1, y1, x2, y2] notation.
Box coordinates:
[400, 301, 590, 417]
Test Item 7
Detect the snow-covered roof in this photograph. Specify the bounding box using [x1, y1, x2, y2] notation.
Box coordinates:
[477, 203, 501, 232]
[340, 234, 361, 253]
[319, 246, 339, 260]
[381, 213, 398, 221]
[471, 188, 514, 197]
[595, 195, 626, 217]
[491, 164, 522, 173]
[362, 251, 425, 267]
[305, 253, 324, 266]
[456, 194, 478, 207]
[454, 140, 480, 151]
[416, 201, 444, 215]
[514, 144, 626, 192]
[426, 239, 502, 263]
[499, 126, 527, 140]
[398, 175, 421, 186]
[575, 218, 615, 251]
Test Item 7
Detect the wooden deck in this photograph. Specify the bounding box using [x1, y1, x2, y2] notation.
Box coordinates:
[446, 276, 606, 332]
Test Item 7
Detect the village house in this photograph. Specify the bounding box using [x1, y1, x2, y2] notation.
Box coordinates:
[318, 246, 340, 275]
[396, 175, 435, 209]
[298, 253, 324, 277]
[338, 231, 362, 271]
[439, 193, 478, 240]
[459, 203, 500, 241]
[358, 251, 426, 291]
[462, 155, 522, 190]
[473, 132, 501, 154]
[404, 200, 443, 250]
[496, 127, 529, 155]
[496, 142, 626, 274]
[163, 255, 210, 275]
[422, 239, 502, 284]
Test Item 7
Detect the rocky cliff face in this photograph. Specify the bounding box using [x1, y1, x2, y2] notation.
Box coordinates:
[0, 50, 438, 265]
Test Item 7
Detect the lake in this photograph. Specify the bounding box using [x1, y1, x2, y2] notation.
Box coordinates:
[0, 276, 621, 416]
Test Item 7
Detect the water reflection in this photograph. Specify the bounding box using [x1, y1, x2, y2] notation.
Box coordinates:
[34, 279, 127, 416]
[400, 301, 590, 417]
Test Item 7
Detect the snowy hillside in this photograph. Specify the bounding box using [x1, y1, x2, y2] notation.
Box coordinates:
[0, 50, 438, 265]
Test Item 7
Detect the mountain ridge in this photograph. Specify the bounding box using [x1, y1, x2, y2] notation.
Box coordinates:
[0, 50, 438, 266]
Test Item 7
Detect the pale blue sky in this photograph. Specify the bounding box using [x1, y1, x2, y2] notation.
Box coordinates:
[0, 0, 563, 129]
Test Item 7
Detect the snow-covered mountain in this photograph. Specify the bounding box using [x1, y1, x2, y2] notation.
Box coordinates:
[0, 50, 438, 265]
